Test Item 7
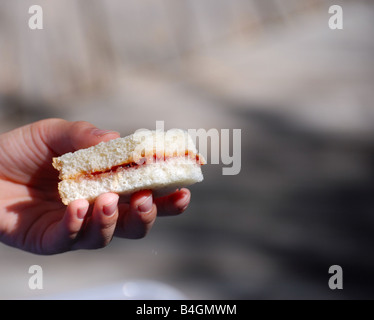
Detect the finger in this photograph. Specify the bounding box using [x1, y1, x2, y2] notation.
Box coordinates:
[155, 188, 191, 216]
[36, 118, 120, 156]
[74, 193, 119, 250]
[44, 199, 89, 254]
[115, 190, 157, 239]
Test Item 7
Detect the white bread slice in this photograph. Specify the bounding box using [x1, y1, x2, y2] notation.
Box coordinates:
[58, 157, 203, 205]
[53, 129, 205, 205]
[53, 129, 200, 180]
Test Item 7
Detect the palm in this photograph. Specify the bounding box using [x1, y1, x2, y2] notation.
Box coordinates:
[0, 181, 67, 254]
[0, 126, 69, 254]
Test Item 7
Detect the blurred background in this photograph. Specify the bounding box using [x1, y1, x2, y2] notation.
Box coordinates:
[1, 0, 374, 299]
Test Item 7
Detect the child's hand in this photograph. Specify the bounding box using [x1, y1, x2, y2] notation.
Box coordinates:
[0, 119, 191, 255]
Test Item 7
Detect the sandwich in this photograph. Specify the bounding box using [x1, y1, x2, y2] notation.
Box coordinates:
[52, 129, 206, 205]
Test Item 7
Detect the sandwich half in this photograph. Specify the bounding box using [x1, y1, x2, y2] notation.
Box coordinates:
[52, 129, 206, 205]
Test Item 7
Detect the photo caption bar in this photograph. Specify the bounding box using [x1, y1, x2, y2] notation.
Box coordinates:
[135, 302, 238, 317]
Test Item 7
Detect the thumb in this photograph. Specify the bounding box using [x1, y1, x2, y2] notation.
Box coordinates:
[35, 118, 120, 156]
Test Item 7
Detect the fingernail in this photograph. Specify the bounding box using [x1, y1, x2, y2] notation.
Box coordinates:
[103, 196, 119, 216]
[179, 203, 189, 213]
[77, 205, 89, 220]
[178, 200, 189, 213]
[91, 128, 119, 137]
[177, 193, 190, 210]
[138, 195, 153, 213]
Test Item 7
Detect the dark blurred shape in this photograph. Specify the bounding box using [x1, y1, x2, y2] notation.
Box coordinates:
[0, 94, 58, 125]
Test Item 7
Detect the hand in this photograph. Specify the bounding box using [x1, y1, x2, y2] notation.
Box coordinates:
[0, 119, 191, 255]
